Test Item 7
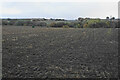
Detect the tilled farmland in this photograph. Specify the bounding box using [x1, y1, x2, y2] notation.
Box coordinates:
[2, 26, 118, 78]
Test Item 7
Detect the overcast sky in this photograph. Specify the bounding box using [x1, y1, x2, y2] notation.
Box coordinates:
[0, 0, 119, 20]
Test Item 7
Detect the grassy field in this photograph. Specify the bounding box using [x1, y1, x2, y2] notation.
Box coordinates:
[2, 26, 118, 78]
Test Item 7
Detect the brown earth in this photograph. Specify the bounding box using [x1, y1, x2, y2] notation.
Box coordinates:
[2, 26, 119, 78]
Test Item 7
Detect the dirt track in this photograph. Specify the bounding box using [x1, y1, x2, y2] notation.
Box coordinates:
[2, 26, 118, 78]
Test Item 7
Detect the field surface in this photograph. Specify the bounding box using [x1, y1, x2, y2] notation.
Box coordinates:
[2, 26, 118, 78]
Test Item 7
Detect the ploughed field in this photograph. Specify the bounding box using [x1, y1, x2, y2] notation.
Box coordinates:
[2, 26, 118, 78]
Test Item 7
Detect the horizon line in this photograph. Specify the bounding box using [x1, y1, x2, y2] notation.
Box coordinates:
[1, 17, 118, 20]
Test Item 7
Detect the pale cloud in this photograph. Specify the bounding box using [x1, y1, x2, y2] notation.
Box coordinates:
[2, 7, 22, 15]
[2, 0, 120, 2]
[0, 2, 118, 19]
[118, 1, 120, 18]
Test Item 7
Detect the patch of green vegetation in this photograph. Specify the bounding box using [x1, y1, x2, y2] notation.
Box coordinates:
[106, 21, 110, 26]
[107, 28, 112, 34]
[87, 19, 101, 24]
[62, 25, 69, 28]
[2, 18, 117, 28]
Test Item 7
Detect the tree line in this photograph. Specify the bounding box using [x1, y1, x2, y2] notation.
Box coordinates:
[2, 18, 119, 28]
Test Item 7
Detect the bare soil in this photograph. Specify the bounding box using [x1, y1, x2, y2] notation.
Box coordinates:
[2, 26, 119, 78]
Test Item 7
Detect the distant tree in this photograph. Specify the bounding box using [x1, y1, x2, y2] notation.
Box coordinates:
[14, 20, 25, 26]
[67, 22, 74, 27]
[117, 20, 120, 28]
[33, 21, 47, 26]
[49, 22, 66, 27]
[78, 17, 84, 21]
[2, 20, 8, 25]
[85, 18, 90, 20]
[62, 25, 69, 28]
[43, 18, 47, 21]
[25, 21, 33, 26]
[50, 18, 53, 20]
[49, 22, 56, 27]
[106, 17, 109, 20]
[8, 20, 16, 25]
[56, 22, 66, 27]
[7, 18, 11, 21]
[111, 17, 115, 20]
[83, 23, 88, 28]
[106, 21, 110, 26]
[76, 24, 82, 28]
[55, 19, 64, 21]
